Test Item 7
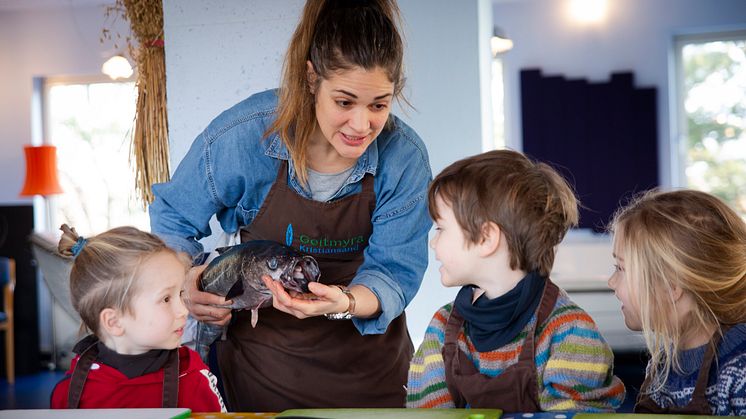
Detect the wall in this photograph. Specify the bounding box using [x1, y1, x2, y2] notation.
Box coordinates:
[493, 0, 746, 187]
[162, 0, 493, 347]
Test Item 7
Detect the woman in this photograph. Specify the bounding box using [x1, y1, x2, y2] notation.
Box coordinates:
[149, 0, 432, 411]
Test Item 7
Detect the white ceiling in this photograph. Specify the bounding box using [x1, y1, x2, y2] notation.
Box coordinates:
[0, 0, 113, 12]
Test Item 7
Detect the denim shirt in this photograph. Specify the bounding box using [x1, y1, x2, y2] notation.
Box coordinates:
[149, 89, 433, 335]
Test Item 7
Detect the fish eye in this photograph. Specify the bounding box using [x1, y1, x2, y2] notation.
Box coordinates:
[267, 257, 278, 270]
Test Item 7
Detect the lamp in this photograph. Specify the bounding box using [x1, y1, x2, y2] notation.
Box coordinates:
[20, 145, 63, 231]
[101, 55, 133, 80]
[491, 26, 514, 56]
[568, 0, 608, 24]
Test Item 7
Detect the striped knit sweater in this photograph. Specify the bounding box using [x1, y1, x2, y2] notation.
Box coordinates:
[645, 323, 746, 415]
[406, 289, 626, 411]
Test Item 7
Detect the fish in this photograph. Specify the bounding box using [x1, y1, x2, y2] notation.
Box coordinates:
[194, 240, 321, 361]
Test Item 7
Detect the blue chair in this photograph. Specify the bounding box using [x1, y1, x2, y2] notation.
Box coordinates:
[0, 257, 15, 384]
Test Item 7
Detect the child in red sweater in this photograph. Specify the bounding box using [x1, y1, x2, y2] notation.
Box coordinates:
[51, 224, 225, 412]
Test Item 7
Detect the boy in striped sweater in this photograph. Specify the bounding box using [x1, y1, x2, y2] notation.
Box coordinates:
[406, 150, 625, 412]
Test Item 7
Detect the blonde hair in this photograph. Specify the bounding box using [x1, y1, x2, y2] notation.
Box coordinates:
[428, 149, 579, 277]
[611, 189, 746, 391]
[58, 224, 183, 336]
[267, 0, 405, 185]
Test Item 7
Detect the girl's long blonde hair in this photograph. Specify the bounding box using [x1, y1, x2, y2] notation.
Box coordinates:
[267, 0, 405, 185]
[611, 189, 746, 391]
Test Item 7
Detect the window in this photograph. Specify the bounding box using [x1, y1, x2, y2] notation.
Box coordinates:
[674, 32, 746, 217]
[491, 57, 507, 150]
[44, 76, 149, 235]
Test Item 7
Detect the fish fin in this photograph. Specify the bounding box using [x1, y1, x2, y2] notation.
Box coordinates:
[224, 279, 245, 300]
[214, 245, 233, 255]
[251, 308, 259, 328]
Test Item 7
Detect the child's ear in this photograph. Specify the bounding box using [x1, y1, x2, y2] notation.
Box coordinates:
[671, 284, 686, 302]
[99, 308, 125, 337]
[478, 221, 501, 257]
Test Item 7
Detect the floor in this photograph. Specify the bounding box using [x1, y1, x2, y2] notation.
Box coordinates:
[0, 351, 646, 411]
[0, 370, 65, 409]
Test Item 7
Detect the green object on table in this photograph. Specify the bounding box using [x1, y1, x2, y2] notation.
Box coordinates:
[277, 408, 502, 419]
[169, 409, 193, 419]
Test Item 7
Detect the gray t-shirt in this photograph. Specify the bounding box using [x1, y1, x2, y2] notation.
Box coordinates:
[307, 165, 355, 202]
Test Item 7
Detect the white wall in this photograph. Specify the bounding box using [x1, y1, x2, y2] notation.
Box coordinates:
[163, 0, 493, 347]
[0, 3, 126, 204]
[163, 0, 305, 167]
[494, 0, 746, 187]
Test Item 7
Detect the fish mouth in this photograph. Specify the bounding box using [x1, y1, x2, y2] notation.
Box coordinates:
[282, 257, 321, 293]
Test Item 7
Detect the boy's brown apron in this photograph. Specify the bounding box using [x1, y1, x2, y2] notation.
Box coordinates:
[217, 161, 413, 411]
[442, 279, 559, 411]
[67, 335, 179, 408]
[634, 327, 728, 415]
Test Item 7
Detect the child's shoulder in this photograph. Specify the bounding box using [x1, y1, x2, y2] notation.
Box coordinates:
[552, 287, 597, 316]
[430, 302, 455, 324]
[719, 323, 746, 362]
[178, 346, 210, 374]
[538, 287, 603, 335]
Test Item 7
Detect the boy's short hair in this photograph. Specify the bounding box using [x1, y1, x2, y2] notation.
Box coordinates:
[428, 149, 578, 277]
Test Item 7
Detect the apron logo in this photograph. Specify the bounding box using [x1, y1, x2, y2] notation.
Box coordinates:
[297, 234, 366, 254]
[285, 224, 293, 247]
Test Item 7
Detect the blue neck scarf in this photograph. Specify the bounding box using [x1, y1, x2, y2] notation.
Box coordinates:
[454, 271, 546, 352]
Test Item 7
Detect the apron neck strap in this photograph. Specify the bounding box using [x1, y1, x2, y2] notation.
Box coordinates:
[518, 279, 559, 362]
[67, 337, 180, 409]
[67, 337, 100, 408]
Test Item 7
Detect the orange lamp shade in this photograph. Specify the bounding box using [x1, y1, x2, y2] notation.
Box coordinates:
[20, 145, 63, 196]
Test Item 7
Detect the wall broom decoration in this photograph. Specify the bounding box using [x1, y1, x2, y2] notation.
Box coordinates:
[103, 0, 169, 205]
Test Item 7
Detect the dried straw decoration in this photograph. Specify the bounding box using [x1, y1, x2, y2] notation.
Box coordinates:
[106, 0, 170, 205]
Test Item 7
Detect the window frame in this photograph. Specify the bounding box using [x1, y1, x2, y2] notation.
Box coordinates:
[671, 29, 746, 189]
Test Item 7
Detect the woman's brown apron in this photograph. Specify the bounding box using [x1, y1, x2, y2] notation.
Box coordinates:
[217, 161, 413, 411]
[634, 327, 727, 415]
[442, 279, 560, 411]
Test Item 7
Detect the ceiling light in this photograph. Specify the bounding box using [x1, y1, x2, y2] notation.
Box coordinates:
[568, 0, 608, 24]
[101, 55, 133, 80]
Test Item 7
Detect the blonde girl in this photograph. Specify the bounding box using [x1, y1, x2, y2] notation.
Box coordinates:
[50, 224, 225, 412]
[608, 189, 746, 415]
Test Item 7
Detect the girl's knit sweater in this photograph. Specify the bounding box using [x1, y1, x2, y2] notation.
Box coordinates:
[406, 289, 626, 411]
[646, 323, 746, 416]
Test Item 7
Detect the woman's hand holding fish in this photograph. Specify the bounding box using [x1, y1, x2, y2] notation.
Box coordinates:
[183, 264, 233, 326]
[262, 276, 381, 319]
[262, 275, 348, 318]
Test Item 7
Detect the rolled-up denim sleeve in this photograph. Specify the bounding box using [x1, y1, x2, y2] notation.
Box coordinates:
[150, 131, 223, 258]
[350, 136, 432, 335]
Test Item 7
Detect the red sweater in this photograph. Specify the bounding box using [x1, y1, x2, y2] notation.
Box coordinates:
[51, 346, 225, 412]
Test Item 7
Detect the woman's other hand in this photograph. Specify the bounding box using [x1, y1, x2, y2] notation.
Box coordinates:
[183, 264, 233, 326]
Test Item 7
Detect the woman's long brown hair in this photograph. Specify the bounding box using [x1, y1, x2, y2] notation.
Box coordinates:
[267, 0, 405, 185]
